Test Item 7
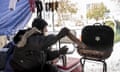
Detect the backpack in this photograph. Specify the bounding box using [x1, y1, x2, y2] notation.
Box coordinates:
[10, 28, 46, 71]
[11, 49, 46, 71]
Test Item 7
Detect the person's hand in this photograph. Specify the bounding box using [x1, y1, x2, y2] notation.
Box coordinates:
[61, 27, 70, 34]
[57, 27, 70, 39]
[59, 46, 68, 55]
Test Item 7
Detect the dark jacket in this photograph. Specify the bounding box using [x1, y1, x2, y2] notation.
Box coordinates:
[26, 33, 60, 61]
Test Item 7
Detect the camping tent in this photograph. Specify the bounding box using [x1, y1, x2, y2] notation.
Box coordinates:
[0, 0, 32, 35]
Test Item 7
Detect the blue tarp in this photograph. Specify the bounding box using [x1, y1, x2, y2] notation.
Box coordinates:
[0, 0, 32, 35]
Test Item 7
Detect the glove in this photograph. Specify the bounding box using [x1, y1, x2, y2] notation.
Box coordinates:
[57, 27, 70, 39]
[59, 46, 68, 55]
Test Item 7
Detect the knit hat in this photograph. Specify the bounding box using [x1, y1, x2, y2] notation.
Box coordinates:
[32, 18, 48, 31]
[13, 30, 27, 44]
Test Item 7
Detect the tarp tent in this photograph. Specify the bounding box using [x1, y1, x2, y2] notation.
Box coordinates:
[0, 0, 32, 35]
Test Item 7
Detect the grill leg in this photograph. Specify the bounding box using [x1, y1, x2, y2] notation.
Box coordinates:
[80, 58, 107, 72]
[80, 58, 86, 72]
[103, 61, 107, 72]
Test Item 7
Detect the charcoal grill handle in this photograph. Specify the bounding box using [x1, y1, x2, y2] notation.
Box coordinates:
[93, 23, 102, 26]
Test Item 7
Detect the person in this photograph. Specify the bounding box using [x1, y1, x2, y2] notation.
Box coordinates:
[35, 0, 43, 18]
[4, 30, 29, 72]
[10, 18, 69, 72]
[10, 17, 87, 72]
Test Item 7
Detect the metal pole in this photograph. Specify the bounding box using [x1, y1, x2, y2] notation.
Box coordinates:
[52, 10, 55, 31]
[52, 0, 55, 31]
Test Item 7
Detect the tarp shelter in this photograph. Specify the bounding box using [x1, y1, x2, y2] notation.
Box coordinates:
[0, 0, 32, 36]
